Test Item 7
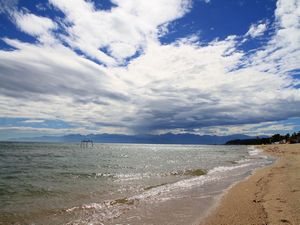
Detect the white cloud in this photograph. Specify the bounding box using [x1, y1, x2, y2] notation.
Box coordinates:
[0, 0, 300, 137]
[13, 12, 57, 44]
[22, 119, 45, 123]
[246, 23, 267, 38]
[0, 37, 130, 128]
[14, 12, 56, 36]
[242, 0, 300, 77]
[111, 34, 299, 132]
[159, 121, 297, 136]
[0, 0, 18, 14]
[49, 0, 191, 65]
[213, 122, 296, 136]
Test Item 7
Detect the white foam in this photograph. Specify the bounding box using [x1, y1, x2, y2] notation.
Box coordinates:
[132, 175, 219, 201]
[248, 146, 268, 159]
[64, 146, 274, 224]
[65, 159, 272, 224]
[95, 173, 113, 177]
[65, 206, 78, 212]
[249, 148, 261, 156]
[66, 203, 104, 212]
[208, 163, 252, 174]
[114, 172, 153, 181]
[236, 158, 251, 164]
[65, 201, 130, 223]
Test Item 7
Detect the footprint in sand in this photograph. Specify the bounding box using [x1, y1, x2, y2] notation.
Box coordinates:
[280, 219, 291, 224]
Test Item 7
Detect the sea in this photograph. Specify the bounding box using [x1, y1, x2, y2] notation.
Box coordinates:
[0, 142, 275, 225]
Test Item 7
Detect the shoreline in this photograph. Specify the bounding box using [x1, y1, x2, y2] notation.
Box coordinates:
[200, 144, 300, 225]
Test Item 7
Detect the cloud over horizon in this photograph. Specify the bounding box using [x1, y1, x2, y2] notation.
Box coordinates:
[0, 0, 299, 139]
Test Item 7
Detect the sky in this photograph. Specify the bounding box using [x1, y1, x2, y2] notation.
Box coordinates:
[0, 0, 300, 140]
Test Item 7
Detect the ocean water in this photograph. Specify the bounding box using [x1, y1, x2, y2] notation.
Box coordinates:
[0, 142, 274, 225]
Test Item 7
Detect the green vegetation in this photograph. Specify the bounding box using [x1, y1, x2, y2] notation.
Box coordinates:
[184, 168, 207, 176]
[226, 131, 300, 145]
[171, 168, 207, 176]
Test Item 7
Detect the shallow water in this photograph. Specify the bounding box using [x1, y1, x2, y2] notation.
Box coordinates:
[0, 142, 274, 225]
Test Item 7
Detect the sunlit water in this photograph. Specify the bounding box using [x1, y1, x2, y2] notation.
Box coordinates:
[0, 142, 274, 225]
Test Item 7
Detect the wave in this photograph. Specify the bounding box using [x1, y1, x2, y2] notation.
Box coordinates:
[144, 183, 168, 191]
[248, 146, 268, 159]
[170, 168, 207, 176]
[115, 168, 207, 182]
[64, 155, 271, 224]
[248, 146, 262, 156]
[59, 172, 114, 179]
[208, 163, 252, 174]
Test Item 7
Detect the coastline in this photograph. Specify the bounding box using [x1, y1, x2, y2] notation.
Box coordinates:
[200, 144, 300, 225]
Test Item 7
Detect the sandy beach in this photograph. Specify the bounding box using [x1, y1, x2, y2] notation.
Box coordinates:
[201, 144, 300, 225]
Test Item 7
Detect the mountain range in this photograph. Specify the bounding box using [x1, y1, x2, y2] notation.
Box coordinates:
[10, 133, 266, 145]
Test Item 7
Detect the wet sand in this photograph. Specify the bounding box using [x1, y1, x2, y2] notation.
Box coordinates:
[201, 144, 300, 225]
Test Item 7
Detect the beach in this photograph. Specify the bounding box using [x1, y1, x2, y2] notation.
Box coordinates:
[201, 144, 300, 225]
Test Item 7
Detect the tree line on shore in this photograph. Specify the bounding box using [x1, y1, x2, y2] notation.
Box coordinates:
[226, 131, 300, 145]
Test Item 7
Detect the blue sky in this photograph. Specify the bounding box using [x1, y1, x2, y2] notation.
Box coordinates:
[0, 0, 299, 140]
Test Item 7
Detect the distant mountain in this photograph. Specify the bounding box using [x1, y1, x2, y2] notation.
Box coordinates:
[10, 133, 263, 145]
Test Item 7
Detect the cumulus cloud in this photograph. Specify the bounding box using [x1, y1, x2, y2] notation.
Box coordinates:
[49, 0, 192, 65]
[13, 12, 57, 44]
[0, 38, 126, 99]
[246, 23, 267, 38]
[0, 0, 299, 136]
[242, 0, 300, 77]
[113, 36, 299, 132]
[14, 12, 56, 36]
[0, 37, 131, 132]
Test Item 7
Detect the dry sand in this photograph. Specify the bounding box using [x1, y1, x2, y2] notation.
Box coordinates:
[201, 144, 300, 225]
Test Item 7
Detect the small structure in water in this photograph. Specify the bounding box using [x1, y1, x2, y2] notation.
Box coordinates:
[80, 140, 94, 147]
